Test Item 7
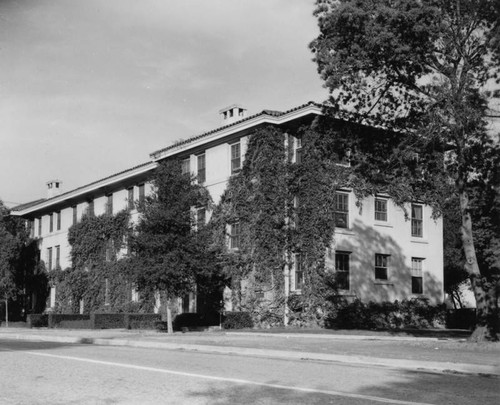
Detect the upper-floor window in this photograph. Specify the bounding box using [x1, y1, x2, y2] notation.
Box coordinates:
[127, 187, 134, 211]
[138, 184, 145, 204]
[87, 199, 95, 217]
[49, 214, 54, 233]
[375, 198, 387, 222]
[106, 194, 113, 216]
[375, 254, 389, 280]
[196, 207, 206, 230]
[56, 211, 61, 230]
[55, 245, 60, 269]
[181, 158, 190, 175]
[411, 258, 424, 294]
[47, 247, 53, 271]
[335, 252, 350, 290]
[295, 138, 303, 164]
[197, 153, 206, 184]
[411, 204, 423, 237]
[37, 218, 42, 236]
[229, 222, 241, 250]
[72, 206, 77, 225]
[334, 193, 349, 228]
[231, 142, 241, 174]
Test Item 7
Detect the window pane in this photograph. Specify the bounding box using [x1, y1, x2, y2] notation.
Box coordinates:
[375, 198, 387, 221]
[335, 193, 348, 228]
[375, 254, 389, 280]
[335, 252, 350, 290]
[412, 277, 423, 294]
[197, 154, 206, 183]
[231, 143, 241, 174]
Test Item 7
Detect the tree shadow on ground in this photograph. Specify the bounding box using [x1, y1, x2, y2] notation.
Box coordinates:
[0, 339, 82, 352]
[186, 367, 499, 405]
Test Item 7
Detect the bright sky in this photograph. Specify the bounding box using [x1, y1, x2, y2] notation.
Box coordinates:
[0, 0, 328, 206]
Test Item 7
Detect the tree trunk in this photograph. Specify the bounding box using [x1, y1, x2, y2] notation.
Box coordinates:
[459, 188, 499, 341]
[4, 296, 8, 328]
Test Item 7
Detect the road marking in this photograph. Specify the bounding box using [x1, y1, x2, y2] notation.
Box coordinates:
[26, 351, 435, 405]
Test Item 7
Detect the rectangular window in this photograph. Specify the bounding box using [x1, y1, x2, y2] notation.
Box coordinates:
[28, 220, 34, 238]
[106, 194, 113, 216]
[295, 138, 302, 163]
[375, 254, 389, 280]
[56, 211, 61, 230]
[138, 184, 145, 204]
[47, 247, 53, 271]
[229, 222, 241, 250]
[181, 158, 190, 175]
[72, 206, 77, 225]
[411, 204, 423, 237]
[294, 254, 304, 291]
[292, 196, 299, 229]
[197, 153, 206, 183]
[127, 187, 134, 210]
[231, 142, 241, 174]
[374, 198, 387, 221]
[55, 245, 60, 269]
[87, 199, 95, 217]
[49, 213, 53, 233]
[411, 258, 424, 294]
[334, 193, 349, 228]
[37, 217, 42, 236]
[197, 207, 206, 230]
[335, 252, 350, 290]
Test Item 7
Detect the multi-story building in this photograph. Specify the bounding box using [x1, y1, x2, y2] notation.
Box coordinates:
[11, 102, 444, 314]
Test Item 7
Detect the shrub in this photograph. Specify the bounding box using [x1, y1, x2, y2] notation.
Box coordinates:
[326, 299, 446, 330]
[27, 314, 49, 328]
[49, 314, 90, 328]
[91, 313, 126, 329]
[154, 320, 169, 332]
[126, 313, 161, 330]
[222, 312, 254, 329]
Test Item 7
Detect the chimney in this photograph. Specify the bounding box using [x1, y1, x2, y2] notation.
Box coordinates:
[46, 180, 62, 199]
[219, 104, 247, 125]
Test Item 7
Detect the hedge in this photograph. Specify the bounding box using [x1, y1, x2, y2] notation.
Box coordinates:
[325, 299, 446, 330]
[126, 314, 161, 330]
[91, 313, 126, 329]
[49, 314, 90, 328]
[222, 312, 254, 329]
[27, 314, 49, 328]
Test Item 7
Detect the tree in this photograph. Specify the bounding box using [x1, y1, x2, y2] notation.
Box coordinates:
[311, 0, 500, 340]
[131, 159, 221, 332]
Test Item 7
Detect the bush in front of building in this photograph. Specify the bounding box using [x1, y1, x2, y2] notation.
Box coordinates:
[126, 313, 161, 330]
[27, 314, 49, 328]
[222, 311, 254, 329]
[326, 299, 446, 330]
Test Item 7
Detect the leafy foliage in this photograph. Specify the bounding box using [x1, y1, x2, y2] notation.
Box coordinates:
[310, 0, 500, 340]
[131, 159, 224, 306]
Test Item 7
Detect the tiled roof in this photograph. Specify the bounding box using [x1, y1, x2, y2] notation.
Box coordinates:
[150, 101, 322, 158]
[11, 161, 155, 213]
[10, 199, 46, 212]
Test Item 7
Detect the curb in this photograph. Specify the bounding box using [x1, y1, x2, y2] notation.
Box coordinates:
[3, 332, 499, 377]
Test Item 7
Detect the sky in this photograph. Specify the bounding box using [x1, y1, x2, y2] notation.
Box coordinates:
[0, 0, 328, 206]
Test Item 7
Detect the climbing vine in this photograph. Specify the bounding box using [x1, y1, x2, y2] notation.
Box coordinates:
[50, 210, 154, 313]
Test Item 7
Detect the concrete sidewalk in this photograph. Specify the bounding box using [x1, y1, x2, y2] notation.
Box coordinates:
[1, 327, 499, 377]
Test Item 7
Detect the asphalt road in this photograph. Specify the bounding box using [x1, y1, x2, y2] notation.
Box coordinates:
[0, 339, 498, 405]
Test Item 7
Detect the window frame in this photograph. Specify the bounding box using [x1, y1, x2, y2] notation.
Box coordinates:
[181, 157, 191, 175]
[72, 206, 77, 225]
[55, 245, 60, 269]
[197, 153, 206, 184]
[411, 257, 424, 294]
[106, 194, 113, 216]
[334, 192, 349, 229]
[47, 247, 53, 271]
[374, 198, 388, 222]
[335, 251, 350, 290]
[127, 187, 134, 211]
[196, 207, 206, 230]
[138, 184, 145, 204]
[375, 254, 390, 280]
[293, 254, 304, 292]
[49, 213, 53, 233]
[230, 142, 241, 174]
[229, 222, 241, 250]
[411, 204, 423, 237]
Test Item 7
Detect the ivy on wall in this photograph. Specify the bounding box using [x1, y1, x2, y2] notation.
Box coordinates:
[49, 210, 153, 313]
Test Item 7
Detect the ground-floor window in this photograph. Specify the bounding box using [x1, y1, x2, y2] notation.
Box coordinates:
[411, 258, 424, 294]
[335, 252, 350, 290]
